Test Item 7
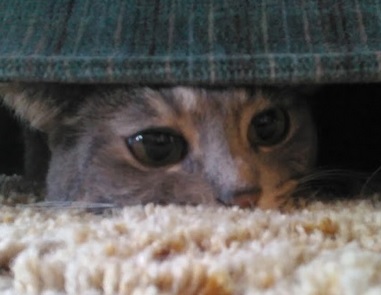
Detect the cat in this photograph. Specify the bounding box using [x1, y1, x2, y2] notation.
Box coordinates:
[0, 83, 317, 209]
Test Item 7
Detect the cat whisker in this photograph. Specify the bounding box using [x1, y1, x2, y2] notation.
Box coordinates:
[20, 201, 118, 214]
[293, 168, 371, 200]
[359, 165, 381, 197]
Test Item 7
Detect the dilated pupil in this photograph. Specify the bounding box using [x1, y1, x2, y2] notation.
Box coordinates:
[249, 108, 289, 146]
[255, 110, 279, 140]
[142, 134, 175, 161]
[127, 128, 187, 167]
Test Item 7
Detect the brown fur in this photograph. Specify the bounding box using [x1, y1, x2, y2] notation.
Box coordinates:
[0, 83, 317, 209]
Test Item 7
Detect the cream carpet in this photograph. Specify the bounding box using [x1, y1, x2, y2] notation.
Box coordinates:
[1, 192, 381, 295]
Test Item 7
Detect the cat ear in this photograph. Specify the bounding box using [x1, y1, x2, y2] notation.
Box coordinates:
[0, 82, 66, 132]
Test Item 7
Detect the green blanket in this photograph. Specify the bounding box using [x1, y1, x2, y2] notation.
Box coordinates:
[0, 0, 380, 84]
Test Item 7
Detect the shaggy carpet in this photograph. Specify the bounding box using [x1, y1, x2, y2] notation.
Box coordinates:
[0, 177, 381, 294]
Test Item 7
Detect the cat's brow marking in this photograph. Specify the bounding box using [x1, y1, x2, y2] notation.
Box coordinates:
[171, 87, 198, 111]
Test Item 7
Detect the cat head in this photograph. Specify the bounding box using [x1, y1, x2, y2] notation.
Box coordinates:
[1, 83, 317, 209]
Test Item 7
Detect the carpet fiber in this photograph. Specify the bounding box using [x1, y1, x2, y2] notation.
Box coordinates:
[1, 196, 381, 294]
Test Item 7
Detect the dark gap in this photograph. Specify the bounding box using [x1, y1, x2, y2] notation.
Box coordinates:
[312, 84, 381, 172]
[0, 106, 24, 175]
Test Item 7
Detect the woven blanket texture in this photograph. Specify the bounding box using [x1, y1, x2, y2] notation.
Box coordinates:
[0, 199, 381, 295]
[0, 0, 380, 84]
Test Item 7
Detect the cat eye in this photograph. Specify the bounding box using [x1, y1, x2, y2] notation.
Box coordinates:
[126, 128, 188, 167]
[248, 107, 290, 147]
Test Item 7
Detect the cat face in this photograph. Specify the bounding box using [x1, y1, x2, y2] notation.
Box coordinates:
[1, 84, 317, 209]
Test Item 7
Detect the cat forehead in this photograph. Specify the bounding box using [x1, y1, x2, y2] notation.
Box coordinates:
[115, 86, 279, 115]
[86, 86, 297, 131]
[157, 86, 256, 108]
[170, 87, 199, 111]
[166, 87, 256, 111]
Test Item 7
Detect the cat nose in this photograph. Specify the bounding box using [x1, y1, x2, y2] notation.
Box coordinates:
[218, 187, 262, 208]
[232, 194, 259, 208]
